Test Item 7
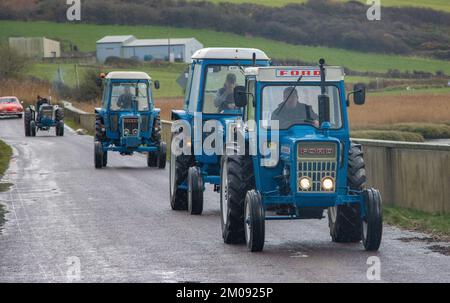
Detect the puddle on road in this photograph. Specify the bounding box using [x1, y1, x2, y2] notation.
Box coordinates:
[397, 237, 450, 256]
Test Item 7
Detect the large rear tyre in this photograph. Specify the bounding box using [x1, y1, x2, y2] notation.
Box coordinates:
[220, 155, 255, 244]
[244, 190, 265, 252]
[188, 167, 204, 215]
[55, 108, 64, 121]
[362, 188, 383, 251]
[157, 142, 167, 169]
[328, 142, 365, 243]
[94, 142, 104, 169]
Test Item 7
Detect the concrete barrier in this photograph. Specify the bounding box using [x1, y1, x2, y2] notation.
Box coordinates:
[63, 101, 95, 134]
[354, 139, 450, 214]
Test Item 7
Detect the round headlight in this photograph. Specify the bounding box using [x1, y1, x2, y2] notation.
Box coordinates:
[322, 177, 335, 191]
[299, 177, 312, 191]
[124, 129, 129, 136]
[133, 129, 139, 135]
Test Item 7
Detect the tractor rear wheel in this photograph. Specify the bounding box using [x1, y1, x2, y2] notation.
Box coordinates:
[24, 109, 32, 137]
[170, 152, 195, 211]
[56, 108, 64, 121]
[188, 167, 203, 215]
[244, 190, 265, 252]
[94, 141, 104, 169]
[328, 143, 365, 243]
[220, 155, 255, 244]
[151, 116, 162, 143]
[362, 188, 383, 251]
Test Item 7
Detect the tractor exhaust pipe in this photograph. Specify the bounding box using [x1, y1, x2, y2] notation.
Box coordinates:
[318, 58, 330, 126]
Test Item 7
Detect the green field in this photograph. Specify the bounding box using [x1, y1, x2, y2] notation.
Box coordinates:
[28, 63, 185, 98]
[1, 21, 450, 75]
[191, 0, 450, 12]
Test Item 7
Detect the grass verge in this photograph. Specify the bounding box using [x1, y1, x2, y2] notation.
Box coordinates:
[351, 130, 425, 142]
[384, 206, 450, 239]
[0, 139, 13, 230]
[64, 118, 94, 136]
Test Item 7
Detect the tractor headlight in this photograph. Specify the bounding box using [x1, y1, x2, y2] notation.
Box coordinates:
[124, 129, 130, 136]
[133, 129, 139, 136]
[322, 177, 335, 191]
[299, 177, 312, 191]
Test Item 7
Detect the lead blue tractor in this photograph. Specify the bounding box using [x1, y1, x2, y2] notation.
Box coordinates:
[170, 48, 270, 215]
[94, 71, 166, 169]
[220, 59, 382, 252]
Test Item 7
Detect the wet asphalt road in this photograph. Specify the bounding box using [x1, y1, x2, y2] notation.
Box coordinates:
[0, 117, 449, 283]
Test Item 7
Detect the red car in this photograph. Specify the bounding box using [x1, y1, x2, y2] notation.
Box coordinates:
[0, 96, 24, 119]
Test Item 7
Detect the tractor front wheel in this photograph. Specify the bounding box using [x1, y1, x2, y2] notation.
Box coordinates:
[188, 167, 203, 215]
[30, 121, 36, 137]
[24, 109, 32, 137]
[220, 155, 255, 244]
[169, 152, 194, 211]
[157, 142, 167, 169]
[102, 150, 108, 167]
[56, 121, 64, 137]
[362, 188, 383, 251]
[94, 141, 104, 169]
[328, 142, 365, 243]
[147, 152, 157, 167]
[244, 190, 265, 252]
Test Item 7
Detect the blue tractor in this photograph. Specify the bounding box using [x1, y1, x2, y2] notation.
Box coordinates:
[220, 59, 382, 252]
[94, 71, 166, 169]
[170, 48, 270, 215]
[24, 99, 65, 137]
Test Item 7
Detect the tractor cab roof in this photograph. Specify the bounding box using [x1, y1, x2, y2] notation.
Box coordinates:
[192, 48, 270, 61]
[244, 66, 345, 82]
[105, 71, 152, 81]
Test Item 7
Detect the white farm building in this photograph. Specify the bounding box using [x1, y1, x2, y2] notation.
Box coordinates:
[96, 35, 203, 63]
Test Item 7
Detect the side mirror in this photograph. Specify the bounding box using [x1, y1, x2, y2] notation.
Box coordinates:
[352, 83, 366, 105]
[154, 80, 160, 90]
[234, 86, 248, 108]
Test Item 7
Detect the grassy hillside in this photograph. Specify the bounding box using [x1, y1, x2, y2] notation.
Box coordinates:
[28, 63, 185, 98]
[1, 21, 450, 75]
[191, 0, 450, 12]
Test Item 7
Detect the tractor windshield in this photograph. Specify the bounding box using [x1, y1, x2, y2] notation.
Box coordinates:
[110, 82, 150, 112]
[202, 65, 245, 114]
[262, 85, 342, 130]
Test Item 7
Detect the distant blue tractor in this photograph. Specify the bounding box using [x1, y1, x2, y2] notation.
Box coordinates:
[220, 59, 382, 252]
[169, 48, 271, 214]
[94, 71, 166, 169]
[24, 100, 65, 137]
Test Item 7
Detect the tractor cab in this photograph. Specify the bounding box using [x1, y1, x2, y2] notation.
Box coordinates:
[219, 59, 383, 252]
[170, 48, 271, 214]
[94, 71, 166, 169]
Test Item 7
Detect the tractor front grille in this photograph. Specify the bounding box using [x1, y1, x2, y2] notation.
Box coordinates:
[40, 107, 53, 119]
[297, 142, 337, 193]
[123, 117, 139, 137]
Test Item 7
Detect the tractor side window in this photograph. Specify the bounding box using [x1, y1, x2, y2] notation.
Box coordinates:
[137, 83, 149, 111]
[246, 80, 256, 122]
[188, 64, 202, 112]
[203, 66, 245, 114]
[184, 64, 193, 111]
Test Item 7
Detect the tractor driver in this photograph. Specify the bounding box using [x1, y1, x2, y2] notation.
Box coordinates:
[117, 85, 134, 110]
[271, 87, 319, 129]
[214, 73, 237, 113]
[36, 95, 49, 110]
